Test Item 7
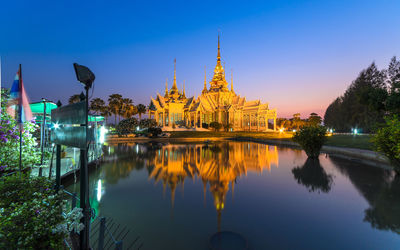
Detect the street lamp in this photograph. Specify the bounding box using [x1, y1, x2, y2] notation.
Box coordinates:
[73, 63, 95, 250]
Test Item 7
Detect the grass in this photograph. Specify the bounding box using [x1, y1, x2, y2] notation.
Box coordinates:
[168, 131, 374, 150]
[325, 134, 373, 150]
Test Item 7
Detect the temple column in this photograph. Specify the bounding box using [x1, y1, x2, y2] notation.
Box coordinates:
[163, 112, 166, 127]
[257, 113, 259, 131]
[273, 117, 276, 131]
[195, 113, 198, 128]
[265, 116, 268, 132]
[200, 112, 203, 128]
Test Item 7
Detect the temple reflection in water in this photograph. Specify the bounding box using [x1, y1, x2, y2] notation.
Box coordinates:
[145, 142, 279, 213]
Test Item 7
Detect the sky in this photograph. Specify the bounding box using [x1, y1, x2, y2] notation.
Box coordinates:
[1, 0, 400, 118]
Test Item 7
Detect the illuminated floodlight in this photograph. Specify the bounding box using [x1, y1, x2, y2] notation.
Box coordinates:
[354, 128, 358, 135]
[54, 123, 60, 129]
[329, 129, 333, 133]
[292, 129, 296, 132]
[99, 126, 108, 144]
[279, 128, 284, 133]
[136, 126, 140, 131]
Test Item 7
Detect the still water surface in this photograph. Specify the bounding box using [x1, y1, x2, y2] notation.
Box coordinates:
[67, 141, 400, 249]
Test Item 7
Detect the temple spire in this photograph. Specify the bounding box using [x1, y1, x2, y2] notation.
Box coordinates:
[202, 66, 208, 94]
[217, 32, 221, 66]
[231, 69, 234, 92]
[164, 78, 169, 98]
[182, 80, 186, 98]
[172, 58, 178, 91]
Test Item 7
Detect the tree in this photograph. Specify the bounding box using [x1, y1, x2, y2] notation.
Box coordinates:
[292, 126, 328, 158]
[68, 94, 81, 104]
[120, 98, 137, 119]
[372, 115, 400, 171]
[308, 113, 322, 127]
[108, 94, 123, 125]
[210, 122, 222, 131]
[136, 104, 147, 120]
[116, 118, 138, 135]
[324, 62, 389, 132]
[100, 106, 112, 124]
[292, 113, 302, 130]
[90, 98, 105, 115]
[386, 56, 400, 115]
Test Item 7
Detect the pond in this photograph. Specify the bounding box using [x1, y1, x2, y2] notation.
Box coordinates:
[67, 141, 400, 250]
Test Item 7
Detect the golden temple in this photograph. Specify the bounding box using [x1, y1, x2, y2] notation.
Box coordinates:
[149, 35, 277, 131]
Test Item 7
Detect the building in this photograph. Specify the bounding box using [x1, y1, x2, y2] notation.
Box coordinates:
[149, 36, 277, 131]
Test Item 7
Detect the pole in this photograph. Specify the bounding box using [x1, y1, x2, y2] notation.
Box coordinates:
[55, 144, 61, 190]
[40, 99, 47, 164]
[80, 88, 90, 249]
[18, 64, 22, 176]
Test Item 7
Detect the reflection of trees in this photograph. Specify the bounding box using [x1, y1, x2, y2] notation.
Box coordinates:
[292, 158, 333, 193]
[329, 156, 400, 234]
[364, 175, 400, 233]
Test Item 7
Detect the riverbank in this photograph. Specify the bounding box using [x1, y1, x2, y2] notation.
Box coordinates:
[107, 131, 390, 168]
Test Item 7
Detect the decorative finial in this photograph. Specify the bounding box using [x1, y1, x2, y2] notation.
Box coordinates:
[202, 66, 208, 94]
[164, 78, 169, 98]
[217, 31, 221, 65]
[182, 80, 186, 98]
[172, 58, 178, 91]
[231, 69, 234, 92]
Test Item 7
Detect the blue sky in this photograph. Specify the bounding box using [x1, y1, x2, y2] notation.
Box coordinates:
[1, 0, 400, 117]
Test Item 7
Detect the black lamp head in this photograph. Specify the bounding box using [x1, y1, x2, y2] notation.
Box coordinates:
[73, 63, 95, 89]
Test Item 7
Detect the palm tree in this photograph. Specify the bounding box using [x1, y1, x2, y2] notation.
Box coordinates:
[68, 94, 81, 104]
[120, 98, 137, 119]
[136, 104, 147, 120]
[108, 94, 123, 125]
[100, 106, 112, 125]
[90, 98, 105, 115]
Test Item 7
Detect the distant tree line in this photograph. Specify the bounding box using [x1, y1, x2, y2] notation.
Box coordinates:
[68, 93, 147, 124]
[324, 57, 400, 132]
[277, 113, 322, 131]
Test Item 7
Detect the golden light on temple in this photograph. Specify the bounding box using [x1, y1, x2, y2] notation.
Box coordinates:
[148, 35, 277, 131]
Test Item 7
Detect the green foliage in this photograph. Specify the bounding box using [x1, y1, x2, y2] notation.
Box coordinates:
[324, 60, 400, 132]
[139, 118, 157, 129]
[68, 94, 81, 104]
[0, 89, 41, 171]
[372, 115, 400, 171]
[108, 94, 123, 124]
[308, 113, 322, 127]
[136, 104, 147, 120]
[293, 126, 328, 158]
[90, 97, 105, 115]
[209, 122, 222, 131]
[0, 174, 83, 249]
[116, 118, 138, 135]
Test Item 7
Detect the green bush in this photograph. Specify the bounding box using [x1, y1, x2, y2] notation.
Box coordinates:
[116, 118, 138, 135]
[0, 174, 83, 249]
[372, 115, 400, 171]
[0, 89, 41, 171]
[293, 125, 328, 158]
[139, 118, 157, 129]
[210, 122, 222, 131]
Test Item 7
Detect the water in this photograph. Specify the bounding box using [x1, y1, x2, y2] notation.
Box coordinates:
[67, 141, 400, 249]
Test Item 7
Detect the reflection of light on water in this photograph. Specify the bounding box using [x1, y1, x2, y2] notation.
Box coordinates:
[97, 179, 102, 201]
[136, 144, 139, 154]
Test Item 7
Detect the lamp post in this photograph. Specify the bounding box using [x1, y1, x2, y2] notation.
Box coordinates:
[73, 63, 95, 250]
